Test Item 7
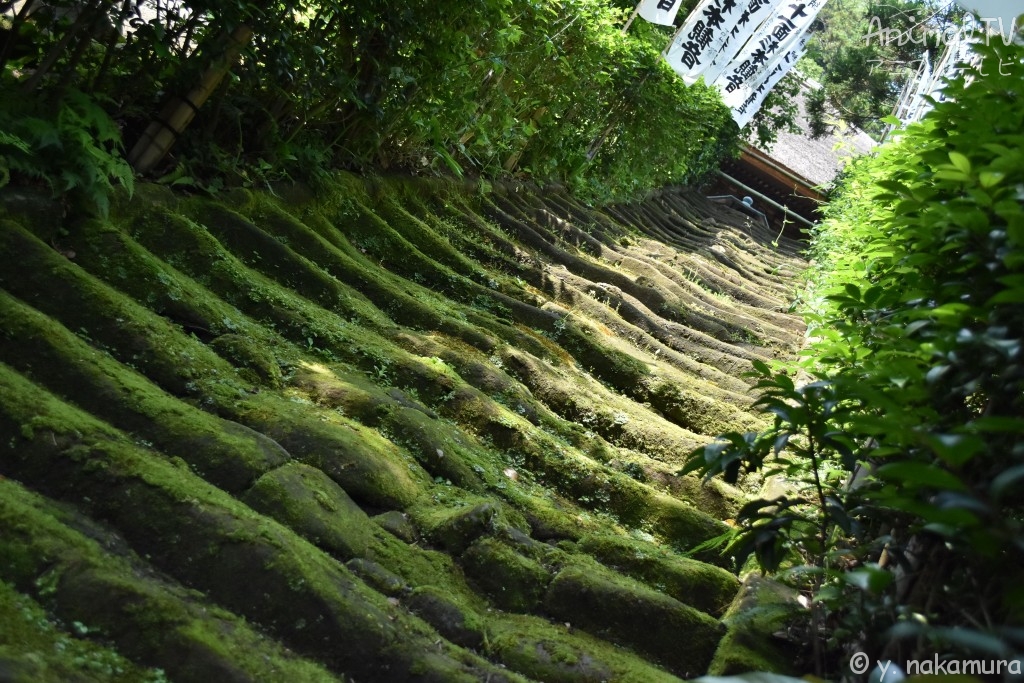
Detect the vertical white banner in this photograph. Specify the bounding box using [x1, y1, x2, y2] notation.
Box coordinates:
[719, 10, 818, 109]
[712, 0, 828, 101]
[730, 34, 809, 128]
[637, 0, 687, 26]
[664, 0, 782, 85]
[699, 0, 791, 85]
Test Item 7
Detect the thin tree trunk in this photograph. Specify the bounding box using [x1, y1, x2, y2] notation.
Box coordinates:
[502, 106, 547, 173]
[584, 69, 653, 162]
[173, 10, 206, 59]
[56, 1, 122, 94]
[91, 0, 134, 91]
[21, 0, 108, 91]
[0, 0, 37, 71]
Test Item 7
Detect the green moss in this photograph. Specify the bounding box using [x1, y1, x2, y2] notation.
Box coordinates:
[364, 531, 480, 603]
[421, 384, 728, 555]
[649, 466, 743, 522]
[646, 493, 732, 565]
[371, 511, 419, 543]
[557, 321, 652, 393]
[406, 585, 486, 650]
[648, 379, 762, 437]
[381, 406, 488, 492]
[410, 498, 525, 553]
[496, 347, 706, 466]
[487, 614, 684, 683]
[543, 562, 726, 678]
[181, 198, 391, 329]
[345, 558, 408, 595]
[0, 579, 169, 683]
[577, 534, 739, 616]
[65, 217, 287, 358]
[279, 186, 583, 357]
[390, 331, 563, 435]
[0, 289, 285, 492]
[236, 393, 429, 510]
[707, 576, 803, 676]
[123, 207, 403, 370]
[460, 537, 552, 612]
[0, 219, 245, 400]
[0, 478, 341, 683]
[355, 530, 512, 660]
[0, 365, 509, 681]
[0, 174, 808, 680]
[210, 333, 284, 387]
[242, 462, 375, 559]
[373, 193, 483, 279]
[222, 190, 510, 351]
[500, 485, 601, 542]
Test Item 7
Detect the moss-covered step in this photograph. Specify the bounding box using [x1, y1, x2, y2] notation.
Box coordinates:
[0, 219, 249, 400]
[707, 575, 805, 676]
[576, 534, 740, 617]
[0, 174, 808, 680]
[0, 222, 433, 510]
[486, 614, 686, 683]
[0, 365, 521, 682]
[543, 562, 726, 678]
[0, 289, 286, 492]
[0, 578, 169, 683]
[289, 348, 731, 556]
[0, 478, 341, 683]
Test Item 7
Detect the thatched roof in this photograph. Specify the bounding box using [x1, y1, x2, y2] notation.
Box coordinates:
[753, 84, 876, 189]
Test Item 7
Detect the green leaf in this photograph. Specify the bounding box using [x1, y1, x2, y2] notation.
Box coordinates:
[909, 321, 933, 335]
[21, 117, 63, 149]
[979, 171, 1005, 188]
[0, 130, 32, 155]
[842, 563, 893, 593]
[875, 462, 967, 492]
[933, 169, 969, 182]
[967, 417, 1024, 433]
[948, 151, 972, 175]
[926, 433, 985, 467]
[750, 359, 771, 376]
[987, 288, 1024, 304]
[929, 303, 970, 318]
[874, 180, 913, 198]
[925, 626, 1013, 657]
[990, 465, 1024, 500]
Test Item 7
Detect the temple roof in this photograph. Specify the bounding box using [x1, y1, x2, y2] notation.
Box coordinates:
[754, 82, 877, 190]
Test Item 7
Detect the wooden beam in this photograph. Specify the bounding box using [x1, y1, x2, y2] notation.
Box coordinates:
[739, 144, 828, 203]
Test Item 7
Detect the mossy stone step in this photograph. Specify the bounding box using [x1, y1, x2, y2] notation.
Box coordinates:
[544, 563, 726, 678]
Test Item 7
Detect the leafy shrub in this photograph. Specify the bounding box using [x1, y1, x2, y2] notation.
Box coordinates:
[2, 0, 746, 202]
[686, 34, 1024, 676]
[0, 90, 133, 216]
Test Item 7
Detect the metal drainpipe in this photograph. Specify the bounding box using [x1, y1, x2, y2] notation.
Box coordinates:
[714, 169, 817, 230]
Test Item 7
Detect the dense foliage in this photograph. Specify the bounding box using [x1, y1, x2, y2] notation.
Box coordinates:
[688, 31, 1024, 675]
[798, 0, 964, 138]
[1, 0, 746, 205]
